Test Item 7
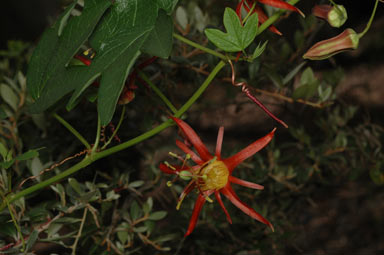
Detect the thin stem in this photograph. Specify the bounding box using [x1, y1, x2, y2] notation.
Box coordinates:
[173, 33, 227, 61]
[328, 0, 344, 17]
[0, 157, 93, 212]
[0, 61, 227, 212]
[358, 0, 379, 38]
[101, 107, 126, 150]
[71, 207, 88, 255]
[137, 71, 178, 114]
[174, 60, 226, 118]
[258, 0, 301, 35]
[5, 197, 25, 251]
[242, 2, 256, 25]
[53, 113, 91, 150]
[91, 117, 101, 156]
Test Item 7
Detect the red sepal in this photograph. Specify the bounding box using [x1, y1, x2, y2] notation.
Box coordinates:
[170, 117, 212, 162]
[224, 128, 275, 172]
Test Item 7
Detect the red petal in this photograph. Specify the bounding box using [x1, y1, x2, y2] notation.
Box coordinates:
[159, 163, 177, 174]
[215, 191, 232, 224]
[258, 0, 304, 17]
[75, 55, 92, 66]
[185, 193, 208, 236]
[236, 0, 245, 20]
[170, 117, 212, 162]
[244, 3, 282, 35]
[215, 127, 224, 159]
[159, 163, 188, 175]
[177, 180, 196, 210]
[175, 140, 204, 164]
[224, 128, 275, 172]
[229, 176, 264, 190]
[221, 185, 274, 230]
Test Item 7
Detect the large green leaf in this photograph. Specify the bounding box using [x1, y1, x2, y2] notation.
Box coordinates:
[27, 0, 177, 125]
[141, 10, 174, 59]
[204, 7, 259, 52]
[27, 0, 111, 100]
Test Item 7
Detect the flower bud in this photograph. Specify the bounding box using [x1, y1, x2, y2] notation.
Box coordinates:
[312, 4, 348, 28]
[303, 28, 359, 60]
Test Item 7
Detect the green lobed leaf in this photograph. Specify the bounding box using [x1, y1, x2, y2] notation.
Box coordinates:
[251, 40, 268, 60]
[156, 0, 179, 14]
[28, 0, 176, 125]
[141, 10, 174, 59]
[27, 0, 111, 101]
[204, 8, 258, 52]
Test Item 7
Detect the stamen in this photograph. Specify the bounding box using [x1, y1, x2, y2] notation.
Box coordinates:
[83, 48, 91, 56]
[164, 161, 176, 170]
[205, 196, 213, 203]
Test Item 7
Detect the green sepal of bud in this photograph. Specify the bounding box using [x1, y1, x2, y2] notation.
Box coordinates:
[328, 5, 348, 28]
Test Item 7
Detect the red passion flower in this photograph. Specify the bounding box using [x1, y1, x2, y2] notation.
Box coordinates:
[160, 117, 275, 236]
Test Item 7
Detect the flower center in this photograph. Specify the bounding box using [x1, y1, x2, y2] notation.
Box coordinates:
[200, 160, 229, 191]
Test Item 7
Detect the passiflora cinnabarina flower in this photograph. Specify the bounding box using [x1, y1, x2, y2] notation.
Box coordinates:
[160, 117, 275, 236]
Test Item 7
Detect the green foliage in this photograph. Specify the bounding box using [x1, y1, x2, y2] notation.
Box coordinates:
[1, 0, 383, 254]
[205, 8, 259, 52]
[27, 0, 177, 125]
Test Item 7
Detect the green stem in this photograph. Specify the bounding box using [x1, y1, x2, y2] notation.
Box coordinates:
[173, 33, 228, 60]
[0, 61, 227, 212]
[91, 117, 101, 156]
[328, 0, 344, 17]
[1, 157, 92, 212]
[71, 207, 87, 255]
[358, 0, 379, 38]
[137, 70, 178, 114]
[242, 2, 256, 25]
[258, 0, 301, 35]
[53, 113, 91, 150]
[174, 60, 226, 118]
[101, 107, 126, 150]
[5, 196, 26, 251]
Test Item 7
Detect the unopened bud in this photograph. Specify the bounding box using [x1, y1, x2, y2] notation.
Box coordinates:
[303, 28, 359, 60]
[313, 4, 347, 28]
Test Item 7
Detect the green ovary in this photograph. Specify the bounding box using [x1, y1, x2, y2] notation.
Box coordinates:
[200, 160, 229, 191]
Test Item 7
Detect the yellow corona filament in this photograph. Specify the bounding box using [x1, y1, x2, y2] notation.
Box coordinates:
[200, 160, 229, 191]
